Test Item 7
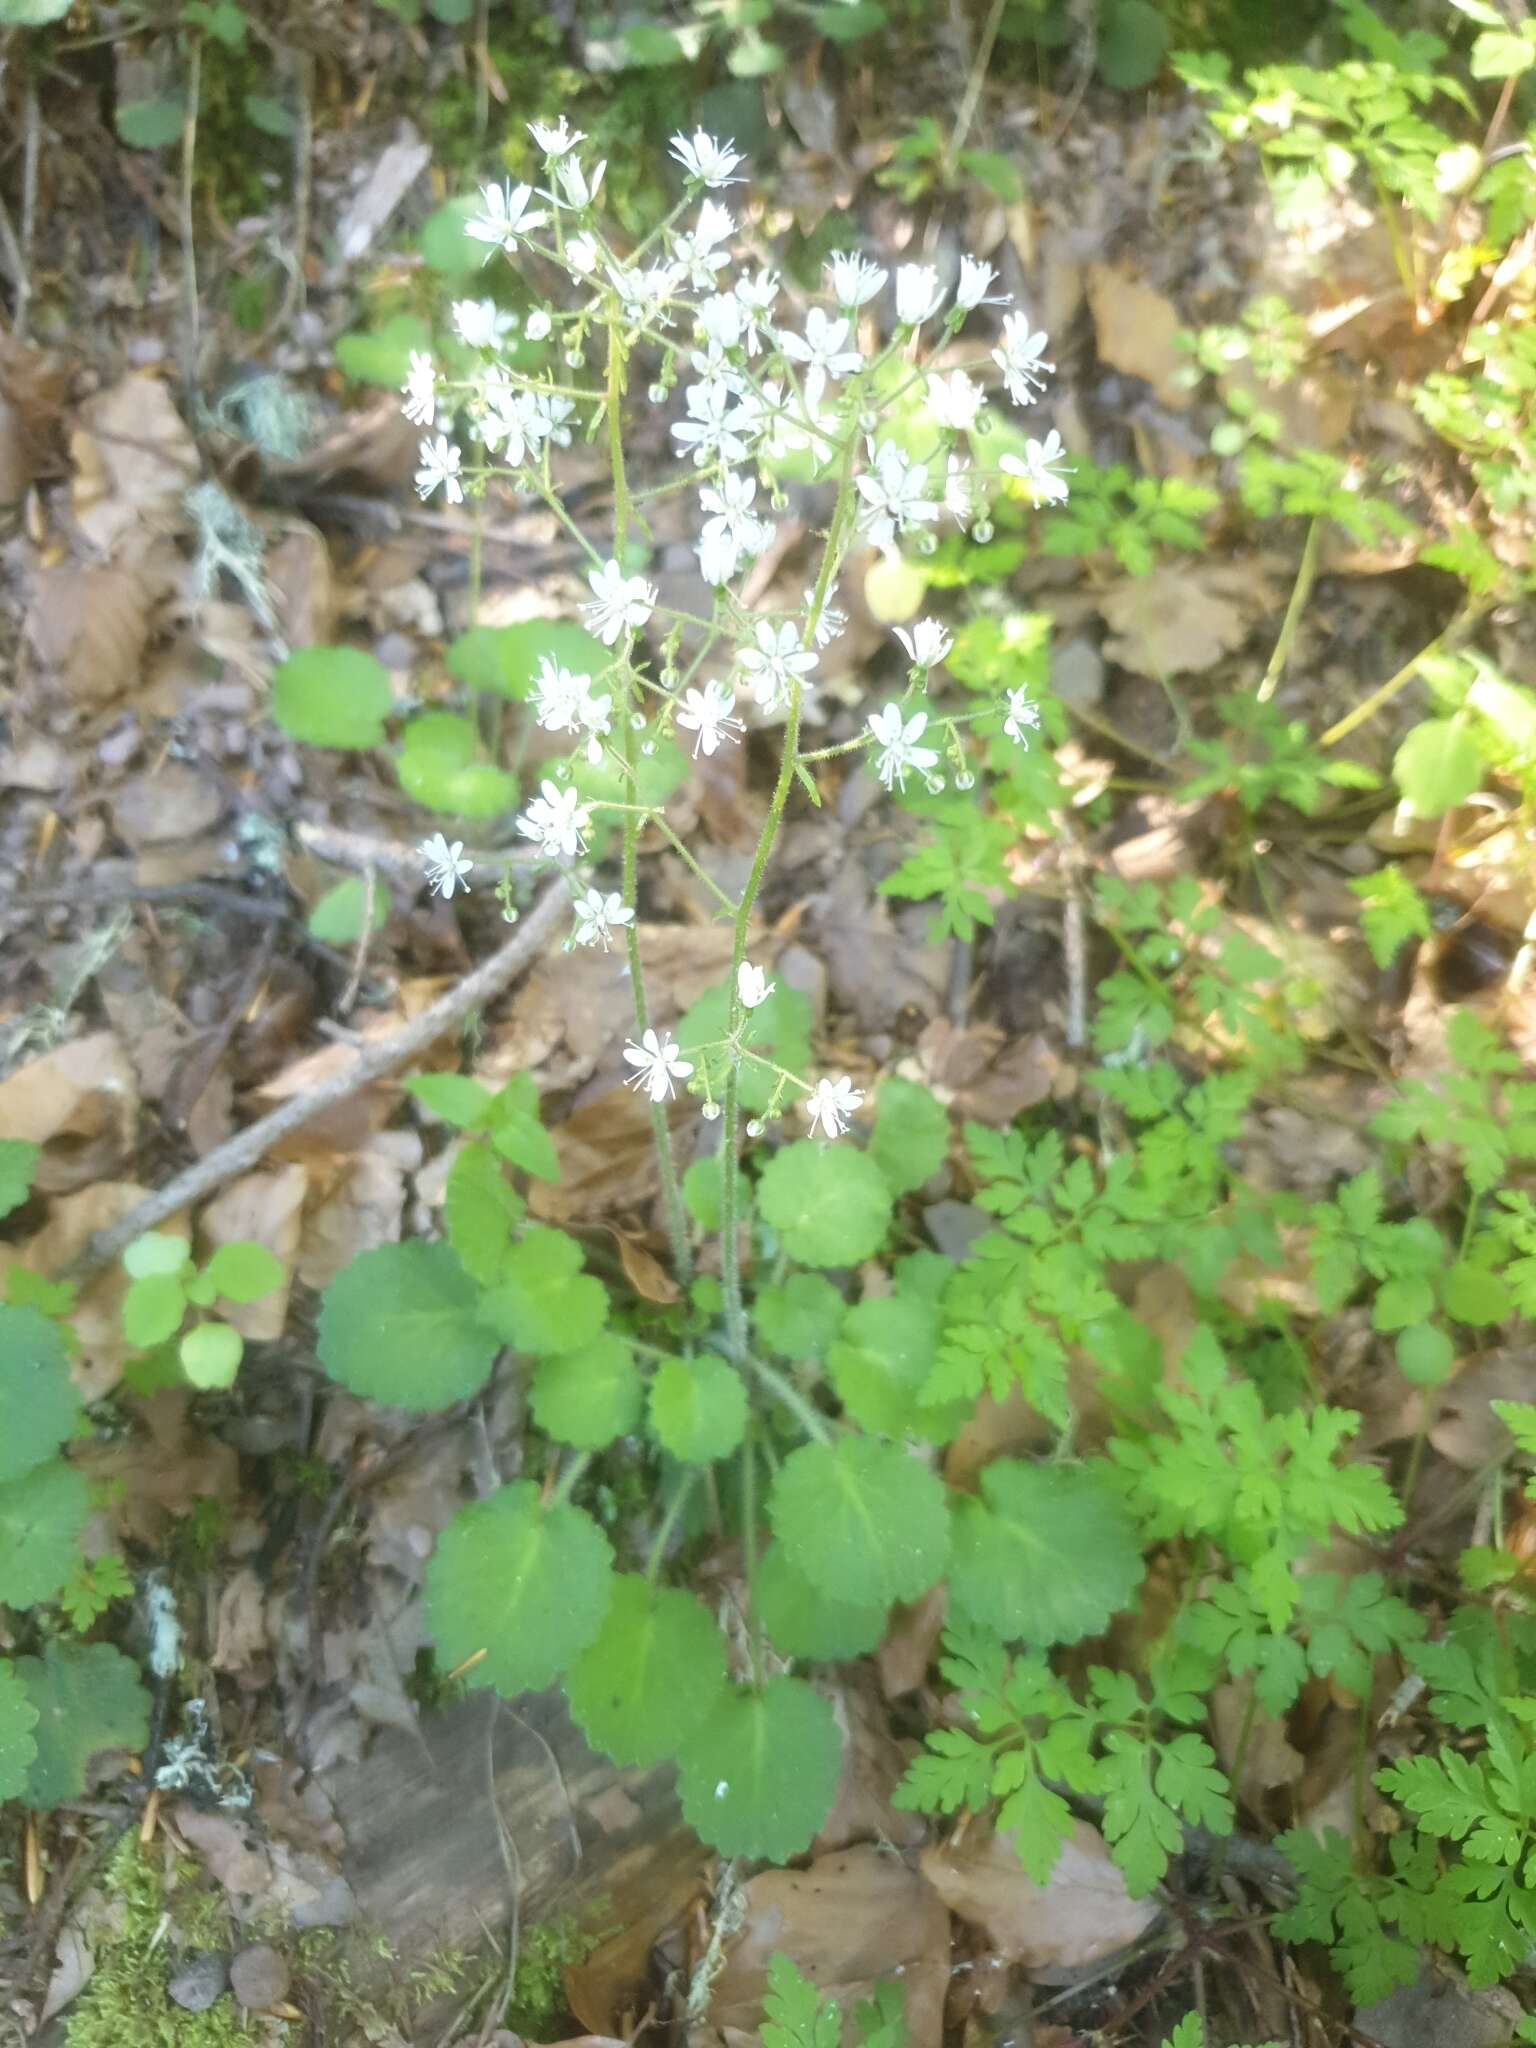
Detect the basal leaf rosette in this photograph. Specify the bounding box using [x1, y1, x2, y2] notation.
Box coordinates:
[948, 1459, 1145, 1645]
[769, 1435, 948, 1610]
[677, 1675, 842, 1862]
[0, 1459, 91, 1609]
[14, 1642, 151, 1809]
[754, 1542, 889, 1662]
[648, 1354, 748, 1464]
[0, 1303, 82, 1485]
[756, 1143, 894, 1269]
[532, 1335, 642, 1449]
[317, 1241, 499, 1410]
[426, 1481, 613, 1697]
[566, 1574, 729, 1767]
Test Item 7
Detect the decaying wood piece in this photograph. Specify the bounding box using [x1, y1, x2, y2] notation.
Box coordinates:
[323, 1688, 705, 1970]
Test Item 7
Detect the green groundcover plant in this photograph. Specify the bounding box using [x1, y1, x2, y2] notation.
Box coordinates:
[8, 13, 1536, 2030]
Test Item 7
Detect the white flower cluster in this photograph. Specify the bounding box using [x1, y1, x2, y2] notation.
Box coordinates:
[407, 123, 1066, 1136]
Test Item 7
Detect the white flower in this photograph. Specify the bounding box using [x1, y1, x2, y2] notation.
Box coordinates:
[739, 619, 817, 715]
[804, 1075, 864, 1139]
[553, 154, 606, 209]
[927, 368, 986, 432]
[401, 350, 436, 427]
[669, 129, 746, 187]
[575, 688, 612, 764]
[477, 381, 541, 463]
[517, 779, 591, 861]
[1003, 686, 1042, 747]
[806, 582, 846, 649]
[623, 1028, 694, 1103]
[465, 180, 548, 255]
[415, 434, 463, 504]
[528, 115, 583, 157]
[525, 307, 552, 341]
[610, 260, 682, 319]
[697, 292, 745, 354]
[955, 256, 1010, 311]
[856, 439, 939, 553]
[894, 263, 945, 327]
[531, 656, 589, 736]
[672, 199, 734, 289]
[676, 679, 744, 758]
[419, 832, 471, 899]
[734, 268, 780, 351]
[943, 453, 975, 526]
[778, 306, 863, 407]
[673, 377, 754, 467]
[452, 298, 516, 348]
[737, 961, 774, 1009]
[826, 252, 887, 309]
[566, 232, 600, 274]
[894, 618, 953, 669]
[992, 311, 1054, 406]
[1000, 430, 1073, 505]
[698, 470, 772, 584]
[584, 559, 657, 645]
[866, 702, 940, 790]
[572, 888, 632, 950]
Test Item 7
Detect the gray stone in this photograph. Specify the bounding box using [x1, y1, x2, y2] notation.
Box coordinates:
[1052, 636, 1106, 711]
[167, 1953, 228, 2012]
[1356, 1964, 1521, 2048]
[229, 1943, 290, 2011]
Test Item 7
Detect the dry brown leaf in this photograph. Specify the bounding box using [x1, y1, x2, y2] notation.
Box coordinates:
[70, 373, 198, 559]
[19, 1183, 161, 1400]
[1099, 560, 1282, 678]
[920, 1820, 1159, 1971]
[878, 1585, 947, 1701]
[0, 331, 66, 509]
[914, 1021, 1060, 1126]
[24, 561, 162, 708]
[813, 1669, 926, 1855]
[0, 1032, 139, 1192]
[199, 1165, 307, 1340]
[1212, 1679, 1303, 1808]
[294, 1131, 420, 1291]
[111, 763, 227, 848]
[1431, 1351, 1536, 1470]
[530, 1085, 695, 1226]
[211, 1567, 272, 1678]
[614, 1230, 681, 1305]
[1086, 264, 1192, 412]
[265, 520, 337, 649]
[171, 1807, 274, 1902]
[76, 1390, 239, 1546]
[709, 1845, 949, 2048]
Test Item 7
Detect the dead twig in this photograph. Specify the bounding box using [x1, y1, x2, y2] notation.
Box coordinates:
[63, 880, 567, 1282]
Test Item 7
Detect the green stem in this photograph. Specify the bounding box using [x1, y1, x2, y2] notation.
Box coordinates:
[549, 1452, 593, 1508]
[719, 425, 862, 1360]
[606, 305, 692, 1285]
[1256, 514, 1320, 705]
[645, 1474, 696, 1582]
[179, 38, 202, 400]
[743, 1352, 832, 1444]
[741, 1425, 762, 1689]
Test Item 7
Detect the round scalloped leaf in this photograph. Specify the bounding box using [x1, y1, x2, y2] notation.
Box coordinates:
[0, 1661, 39, 1802]
[948, 1459, 1144, 1647]
[203, 1242, 284, 1304]
[677, 1676, 841, 1862]
[755, 1542, 888, 1662]
[308, 876, 392, 944]
[271, 646, 393, 750]
[426, 1481, 612, 1698]
[769, 1436, 947, 1609]
[647, 1355, 747, 1465]
[828, 1295, 960, 1440]
[397, 711, 520, 818]
[179, 1322, 243, 1390]
[448, 620, 610, 701]
[532, 1335, 642, 1449]
[317, 1241, 499, 1411]
[479, 1229, 607, 1357]
[0, 1306, 82, 1486]
[753, 1273, 844, 1361]
[0, 1459, 90, 1608]
[756, 1143, 893, 1269]
[15, 1642, 151, 1810]
[444, 1142, 524, 1287]
[869, 1076, 950, 1195]
[566, 1575, 729, 1766]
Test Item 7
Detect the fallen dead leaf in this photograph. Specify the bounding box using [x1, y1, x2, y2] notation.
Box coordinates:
[212, 1568, 272, 1680]
[1099, 559, 1284, 678]
[614, 1229, 681, 1305]
[920, 1819, 1160, 1972]
[530, 1085, 695, 1226]
[813, 1668, 927, 1856]
[1212, 1680, 1303, 1809]
[19, 1182, 161, 1400]
[70, 373, 199, 559]
[40, 1924, 94, 2024]
[199, 1165, 307, 1340]
[0, 1032, 139, 1192]
[75, 1390, 240, 1546]
[170, 1807, 274, 1902]
[1431, 1351, 1536, 1471]
[23, 561, 167, 708]
[1086, 263, 1192, 411]
[914, 1021, 1061, 1126]
[878, 1585, 947, 1701]
[709, 1845, 949, 2048]
[293, 1130, 421, 1291]
[0, 331, 66, 509]
[111, 764, 226, 848]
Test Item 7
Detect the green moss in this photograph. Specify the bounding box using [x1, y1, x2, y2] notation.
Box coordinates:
[64, 1837, 261, 2048]
[502, 1914, 602, 2040]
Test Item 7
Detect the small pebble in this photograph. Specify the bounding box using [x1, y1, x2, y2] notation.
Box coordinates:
[167, 1952, 229, 2012]
[230, 1943, 290, 2011]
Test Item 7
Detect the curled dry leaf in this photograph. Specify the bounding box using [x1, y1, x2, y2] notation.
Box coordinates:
[23, 561, 166, 708]
[69, 373, 198, 560]
[1085, 263, 1192, 412]
[0, 330, 67, 510]
[878, 1584, 948, 1701]
[920, 1819, 1160, 1973]
[19, 1182, 162, 1400]
[0, 1032, 139, 1192]
[812, 1668, 927, 1856]
[1099, 559, 1284, 679]
[709, 1844, 950, 2048]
